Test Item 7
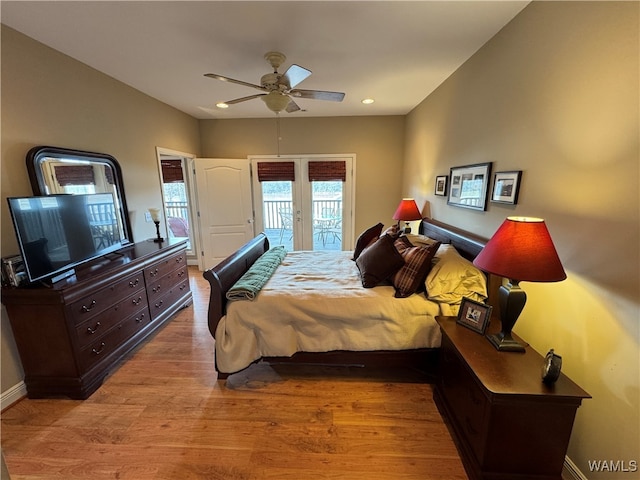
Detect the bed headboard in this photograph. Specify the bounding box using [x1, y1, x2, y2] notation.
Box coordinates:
[419, 218, 487, 261]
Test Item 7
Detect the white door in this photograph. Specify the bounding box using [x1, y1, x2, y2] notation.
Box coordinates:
[194, 158, 254, 269]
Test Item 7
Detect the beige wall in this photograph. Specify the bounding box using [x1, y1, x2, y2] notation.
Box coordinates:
[1, 26, 201, 394]
[403, 2, 639, 476]
[199, 116, 406, 235]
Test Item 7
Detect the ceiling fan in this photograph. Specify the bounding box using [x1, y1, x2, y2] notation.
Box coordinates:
[205, 51, 345, 114]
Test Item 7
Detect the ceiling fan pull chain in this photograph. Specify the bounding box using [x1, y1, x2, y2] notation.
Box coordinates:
[276, 113, 282, 157]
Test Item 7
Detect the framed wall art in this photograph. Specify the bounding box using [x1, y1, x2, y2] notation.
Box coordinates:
[457, 297, 492, 335]
[447, 162, 492, 211]
[434, 175, 448, 196]
[491, 170, 522, 205]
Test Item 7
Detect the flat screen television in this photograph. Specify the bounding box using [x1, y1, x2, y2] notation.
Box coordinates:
[7, 193, 129, 284]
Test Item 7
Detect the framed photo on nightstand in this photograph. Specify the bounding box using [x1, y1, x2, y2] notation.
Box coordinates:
[457, 297, 492, 335]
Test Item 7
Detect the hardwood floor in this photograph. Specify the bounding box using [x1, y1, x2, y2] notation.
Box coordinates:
[1, 266, 467, 480]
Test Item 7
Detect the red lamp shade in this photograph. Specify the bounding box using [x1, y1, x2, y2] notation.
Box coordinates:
[473, 217, 566, 282]
[392, 199, 422, 222]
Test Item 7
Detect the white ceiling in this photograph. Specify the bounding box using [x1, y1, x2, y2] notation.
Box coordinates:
[1, 1, 529, 119]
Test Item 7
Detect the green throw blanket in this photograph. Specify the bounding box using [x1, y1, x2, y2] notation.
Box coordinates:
[226, 246, 287, 301]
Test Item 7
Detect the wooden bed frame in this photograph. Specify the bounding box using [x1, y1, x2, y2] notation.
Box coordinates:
[203, 218, 500, 379]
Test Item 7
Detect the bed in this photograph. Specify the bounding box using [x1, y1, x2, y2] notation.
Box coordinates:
[203, 218, 500, 379]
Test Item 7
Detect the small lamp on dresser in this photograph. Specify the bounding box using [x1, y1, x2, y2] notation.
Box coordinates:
[148, 208, 164, 243]
[472, 216, 566, 352]
[392, 198, 422, 233]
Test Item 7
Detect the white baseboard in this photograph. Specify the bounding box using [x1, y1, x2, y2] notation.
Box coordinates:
[1, 381, 27, 411]
[564, 456, 588, 480]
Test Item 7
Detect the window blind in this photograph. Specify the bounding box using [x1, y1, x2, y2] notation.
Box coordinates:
[54, 165, 95, 186]
[257, 161, 295, 182]
[308, 161, 346, 182]
[161, 160, 184, 183]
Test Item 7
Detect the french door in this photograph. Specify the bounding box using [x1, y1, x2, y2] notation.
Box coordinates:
[250, 155, 355, 251]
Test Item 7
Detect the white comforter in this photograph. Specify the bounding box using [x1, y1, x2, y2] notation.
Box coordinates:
[214, 250, 443, 373]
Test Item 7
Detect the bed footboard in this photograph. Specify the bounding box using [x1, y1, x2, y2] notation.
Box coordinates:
[202, 233, 269, 337]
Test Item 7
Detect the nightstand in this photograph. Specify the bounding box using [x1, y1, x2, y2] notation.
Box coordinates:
[434, 316, 590, 480]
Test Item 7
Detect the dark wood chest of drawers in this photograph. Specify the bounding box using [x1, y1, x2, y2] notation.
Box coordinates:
[2, 239, 192, 399]
[434, 316, 590, 480]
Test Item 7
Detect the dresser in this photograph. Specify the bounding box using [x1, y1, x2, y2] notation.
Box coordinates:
[434, 316, 590, 480]
[2, 239, 191, 399]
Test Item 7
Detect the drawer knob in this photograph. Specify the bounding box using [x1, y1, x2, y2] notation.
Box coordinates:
[129, 279, 140, 288]
[92, 342, 106, 355]
[149, 268, 159, 277]
[135, 313, 146, 323]
[152, 285, 161, 293]
[81, 300, 96, 313]
[132, 296, 142, 306]
[154, 300, 164, 309]
[87, 322, 101, 334]
[178, 270, 185, 277]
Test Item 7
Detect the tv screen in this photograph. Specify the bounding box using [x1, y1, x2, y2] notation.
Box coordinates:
[7, 193, 127, 283]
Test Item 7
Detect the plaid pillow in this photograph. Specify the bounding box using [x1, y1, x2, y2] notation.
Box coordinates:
[391, 240, 441, 298]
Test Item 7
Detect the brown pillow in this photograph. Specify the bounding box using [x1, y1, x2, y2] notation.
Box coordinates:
[391, 241, 441, 298]
[352, 222, 384, 260]
[355, 234, 405, 288]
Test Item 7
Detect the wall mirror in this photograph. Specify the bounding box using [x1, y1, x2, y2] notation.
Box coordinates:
[26, 146, 133, 243]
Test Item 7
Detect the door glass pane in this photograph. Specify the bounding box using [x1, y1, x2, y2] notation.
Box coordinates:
[311, 181, 342, 251]
[262, 181, 294, 251]
[162, 181, 192, 250]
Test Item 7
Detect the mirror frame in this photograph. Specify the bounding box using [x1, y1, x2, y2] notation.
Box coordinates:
[26, 145, 134, 243]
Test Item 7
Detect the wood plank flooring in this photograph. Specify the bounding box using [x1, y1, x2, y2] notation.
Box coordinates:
[1, 266, 467, 480]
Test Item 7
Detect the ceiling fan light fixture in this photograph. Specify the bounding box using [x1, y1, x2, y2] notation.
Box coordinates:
[261, 91, 291, 113]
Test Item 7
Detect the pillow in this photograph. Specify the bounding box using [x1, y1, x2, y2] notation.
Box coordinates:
[352, 222, 384, 260]
[390, 240, 441, 298]
[355, 234, 405, 288]
[381, 224, 401, 239]
[426, 244, 488, 304]
[404, 233, 439, 247]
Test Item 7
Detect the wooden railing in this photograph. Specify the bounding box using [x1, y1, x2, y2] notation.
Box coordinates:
[165, 202, 189, 221]
[263, 200, 342, 228]
[163, 200, 342, 230]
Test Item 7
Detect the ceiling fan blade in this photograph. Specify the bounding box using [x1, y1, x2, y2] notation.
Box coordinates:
[285, 99, 301, 113]
[223, 94, 266, 105]
[204, 73, 266, 91]
[282, 64, 312, 89]
[290, 89, 345, 102]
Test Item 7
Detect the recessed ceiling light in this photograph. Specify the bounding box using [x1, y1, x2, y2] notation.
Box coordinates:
[216, 102, 229, 109]
[361, 98, 375, 105]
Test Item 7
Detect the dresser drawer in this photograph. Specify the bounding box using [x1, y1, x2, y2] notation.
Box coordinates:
[74, 291, 149, 350]
[79, 307, 152, 371]
[440, 336, 488, 461]
[148, 278, 190, 321]
[68, 271, 145, 325]
[144, 251, 187, 283]
[146, 265, 189, 301]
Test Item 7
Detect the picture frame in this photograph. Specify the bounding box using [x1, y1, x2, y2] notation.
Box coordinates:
[434, 175, 448, 196]
[457, 297, 492, 335]
[491, 170, 522, 205]
[447, 162, 492, 211]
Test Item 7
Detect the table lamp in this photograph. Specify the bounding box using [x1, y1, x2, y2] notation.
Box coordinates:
[148, 208, 164, 243]
[472, 217, 566, 352]
[392, 198, 422, 233]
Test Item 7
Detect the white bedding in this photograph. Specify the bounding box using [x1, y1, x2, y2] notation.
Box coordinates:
[214, 250, 444, 373]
